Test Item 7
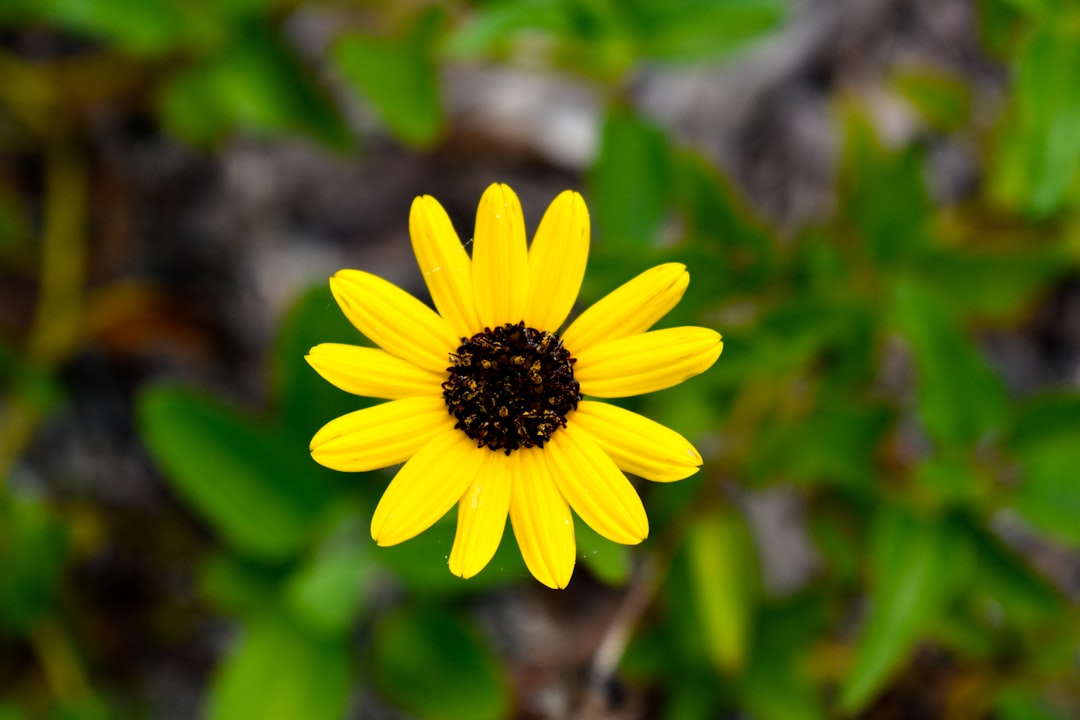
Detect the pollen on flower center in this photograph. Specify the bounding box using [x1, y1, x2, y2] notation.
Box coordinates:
[443, 321, 580, 454]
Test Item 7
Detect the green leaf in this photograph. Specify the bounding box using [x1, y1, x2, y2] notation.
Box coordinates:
[747, 400, 892, 489]
[1011, 442, 1080, 546]
[839, 106, 933, 266]
[673, 150, 777, 293]
[274, 284, 375, 444]
[590, 108, 673, 250]
[995, 687, 1066, 720]
[910, 247, 1066, 321]
[576, 519, 632, 585]
[198, 554, 282, 617]
[160, 23, 351, 148]
[1007, 392, 1080, 546]
[444, 0, 578, 58]
[443, 0, 636, 79]
[912, 454, 986, 508]
[890, 280, 1008, 446]
[626, 0, 786, 62]
[684, 506, 757, 673]
[839, 510, 969, 713]
[962, 518, 1064, 627]
[0, 496, 68, 633]
[333, 8, 445, 147]
[1008, 392, 1080, 452]
[992, 17, 1080, 216]
[0, 344, 64, 417]
[371, 604, 508, 720]
[891, 66, 972, 132]
[207, 613, 351, 720]
[0, 703, 28, 720]
[738, 595, 829, 720]
[284, 510, 375, 635]
[138, 386, 327, 560]
[50, 696, 111, 720]
[18, 0, 192, 54]
[375, 516, 525, 594]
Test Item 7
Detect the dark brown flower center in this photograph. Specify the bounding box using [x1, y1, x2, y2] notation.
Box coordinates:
[442, 322, 580, 454]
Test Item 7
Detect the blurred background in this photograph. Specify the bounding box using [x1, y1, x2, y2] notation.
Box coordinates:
[2, 0, 1079, 718]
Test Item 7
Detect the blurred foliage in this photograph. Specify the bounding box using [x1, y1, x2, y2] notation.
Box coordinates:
[2, 0, 1080, 718]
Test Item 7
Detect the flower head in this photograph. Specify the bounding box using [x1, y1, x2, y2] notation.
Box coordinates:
[307, 183, 722, 588]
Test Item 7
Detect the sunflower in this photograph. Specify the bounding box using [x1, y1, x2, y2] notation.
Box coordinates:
[307, 183, 722, 588]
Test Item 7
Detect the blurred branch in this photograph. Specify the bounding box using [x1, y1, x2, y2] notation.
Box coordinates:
[0, 51, 60, 138]
[27, 141, 88, 366]
[0, 142, 87, 485]
[29, 618, 91, 703]
[577, 553, 660, 720]
[0, 70, 91, 704]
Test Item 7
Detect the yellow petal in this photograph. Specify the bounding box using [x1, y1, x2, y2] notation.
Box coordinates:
[472, 183, 529, 327]
[571, 401, 702, 482]
[509, 447, 576, 589]
[310, 397, 451, 472]
[409, 195, 483, 338]
[306, 343, 446, 399]
[561, 263, 689, 353]
[574, 327, 722, 398]
[330, 270, 459, 374]
[524, 190, 589, 332]
[371, 429, 483, 547]
[547, 424, 648, 544]
[449, 450, 511, 578]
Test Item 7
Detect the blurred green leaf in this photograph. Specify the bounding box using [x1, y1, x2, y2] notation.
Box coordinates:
[738, 595, 829, 720]
[198, 554, 282, 616]
[371, 604, 508, 720]
[576, 518, 632, 585]
[0, 496, 68, 633]
[809, 499, 866, 586]
[590, 108, 673, 250]
[890, 280, 1008, 446]
[839, 510, 969, 713]
[962, 518, 1064, 627]
[840, 107, 932, 266]
[674, 150, 777, 292]
[444, 0, 574, 58]
[444, 0, 635, 77]
[892, 67, 972, 132]
[975, 0, 1023, 56]
[6, 0, 191, 54]
[284, 510, 375, 635]
[1007, 392, 1080, 546]
[748, 400, 891, 489]
[0, 703, 27, 720]
[1011, 442, 1080, 546]
[208, 613, 351, 720]
[685, 506, 757, 673]
[910, 247, 1066, 321]
[996, 0, 1057, 15]
[375, 516, 525, 594]
[626, 0, 786, 62]
[666, 676, 721, 720]
[274, 284, 375, 444]
[160, 23, 351, 148]
[333, 8, 444, 147]
[913, 454, 986, 508]
[992, 16, 1080, 216]
[1008, 392, 1080, 452]
[995, 687, 1066, 720]
[49, 696, 110, 720]
[0, 344, 64, 416]
[138, 386, 327, 560]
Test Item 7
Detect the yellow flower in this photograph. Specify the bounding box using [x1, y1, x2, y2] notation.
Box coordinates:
[307, 183, 722, 588]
